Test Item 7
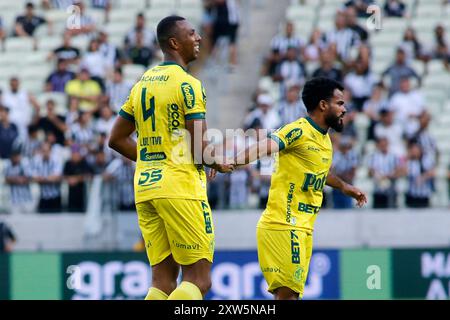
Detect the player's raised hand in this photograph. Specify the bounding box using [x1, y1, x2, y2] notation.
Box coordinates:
[343, 184, 368, 208]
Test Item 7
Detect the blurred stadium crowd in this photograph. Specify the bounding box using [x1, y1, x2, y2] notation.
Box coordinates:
[0, 0, 450, 214]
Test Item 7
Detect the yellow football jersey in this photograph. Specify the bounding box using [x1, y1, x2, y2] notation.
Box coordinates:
[258, 117, 333, 232]
[119, 62, 208, 204]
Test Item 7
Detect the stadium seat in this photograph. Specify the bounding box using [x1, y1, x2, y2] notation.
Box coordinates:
[371, 30, 402, 47]
[319, 5, 341, 21]
[22, 50, 49, 66]
[21, 79, 43, 95]
[411, 60, 425, 75]
[423, 73, 450, 90]
[109, 9, 141, 23]
[148, 0, 177, 9]
[36, 92, 68, 115]
[45, 8, 72, 22]
[71, 35, 90, 51]
[426, 60, 448, 74]
[0, 66, 21, 82]
[36, 36, 62, 51]
[382, 18, 408, 32]
[5, 37, 36, 52]
[0, 52, 20, 67]
[286, 5, 316, 21]
[118, 0, 149, 10]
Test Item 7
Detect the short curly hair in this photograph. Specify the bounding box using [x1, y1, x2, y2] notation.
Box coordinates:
[301, 77, 344, 113]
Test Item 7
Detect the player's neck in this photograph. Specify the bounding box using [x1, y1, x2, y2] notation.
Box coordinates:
[307, 114, 329, 133]
[163, 53, 188, 70]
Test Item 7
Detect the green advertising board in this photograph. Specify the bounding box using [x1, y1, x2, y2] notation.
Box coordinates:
[0, 255, 9, 300]
[393, 248, 450, 300]
[3, 248, 450, 300]
[62, 252, 150, 300]
[10, 253, 61, 300]
[340, 249, 392, 299]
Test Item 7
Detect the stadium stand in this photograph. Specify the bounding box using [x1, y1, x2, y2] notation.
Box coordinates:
[0, 0, 449, 215]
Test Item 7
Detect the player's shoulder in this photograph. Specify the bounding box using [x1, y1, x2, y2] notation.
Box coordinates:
[180, 71, 202, 88]
[271, 118, 306, 148]
[278, 117, 308, 135]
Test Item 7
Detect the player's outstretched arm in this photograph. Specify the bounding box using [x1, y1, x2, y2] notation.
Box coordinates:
[185, 118, 233, 173]
[326, 173, 367, 208]
[108, 116, 137, 162]
[233, 137, 279, 167]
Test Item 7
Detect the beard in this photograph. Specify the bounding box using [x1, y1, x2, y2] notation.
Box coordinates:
[325, 113, 344, 132]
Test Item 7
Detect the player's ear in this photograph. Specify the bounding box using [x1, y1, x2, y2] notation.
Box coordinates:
[319, 100, 328, 112]
[168, 37, 178, 50]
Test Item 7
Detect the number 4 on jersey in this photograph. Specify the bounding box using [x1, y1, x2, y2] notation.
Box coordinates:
[141, 88, 156, 131]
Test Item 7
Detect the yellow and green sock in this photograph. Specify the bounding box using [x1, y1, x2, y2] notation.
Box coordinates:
[145, 287, 169, 300]
[167, 281, 203, 300]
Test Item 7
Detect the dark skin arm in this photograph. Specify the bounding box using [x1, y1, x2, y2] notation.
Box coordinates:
[108, 116, 137, 162]
[185, 119, 233, 174]
[233, 137, 279, 167]
[326, 173, 367, 207]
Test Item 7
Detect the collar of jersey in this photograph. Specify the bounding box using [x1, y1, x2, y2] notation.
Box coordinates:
[159, 61, 186, 72]
[305, 116, 328, 135]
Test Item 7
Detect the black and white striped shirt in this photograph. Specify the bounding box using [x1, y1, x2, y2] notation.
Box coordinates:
[106, 158, 135, 207]
[406, 155, 435, 198]
[322, 28, 360, 61]
[271, 35, 304, 55]
[277, 100, 307, 126]
[368, 150, 401, 193]
[332, 148, 359, 177]
[417, 132, 438, 161]
[3, 159, 33, 205]
[70, 123, 95, 146]
[31, 156, 63, 200]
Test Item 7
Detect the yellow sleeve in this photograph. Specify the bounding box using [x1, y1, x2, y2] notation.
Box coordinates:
[89, 81, 102, 96]
[269, 121, 304, 151]
[119, 84, 137, 122]
[181, 79, 207, 120]
[64, 80, 77, 96]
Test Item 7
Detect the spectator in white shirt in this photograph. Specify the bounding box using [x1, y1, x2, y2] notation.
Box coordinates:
[374, 108, 406, 158]
[344, 59, 378, 111]
[303, 28, 322, 62]
[124, 12, 157, 51]
[389, 77, 425, 130]
[1, 77, 40, 143]
[244, 94, 281, 131]
[80, 39, 110, 89]
[95, 105, 115, 136]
